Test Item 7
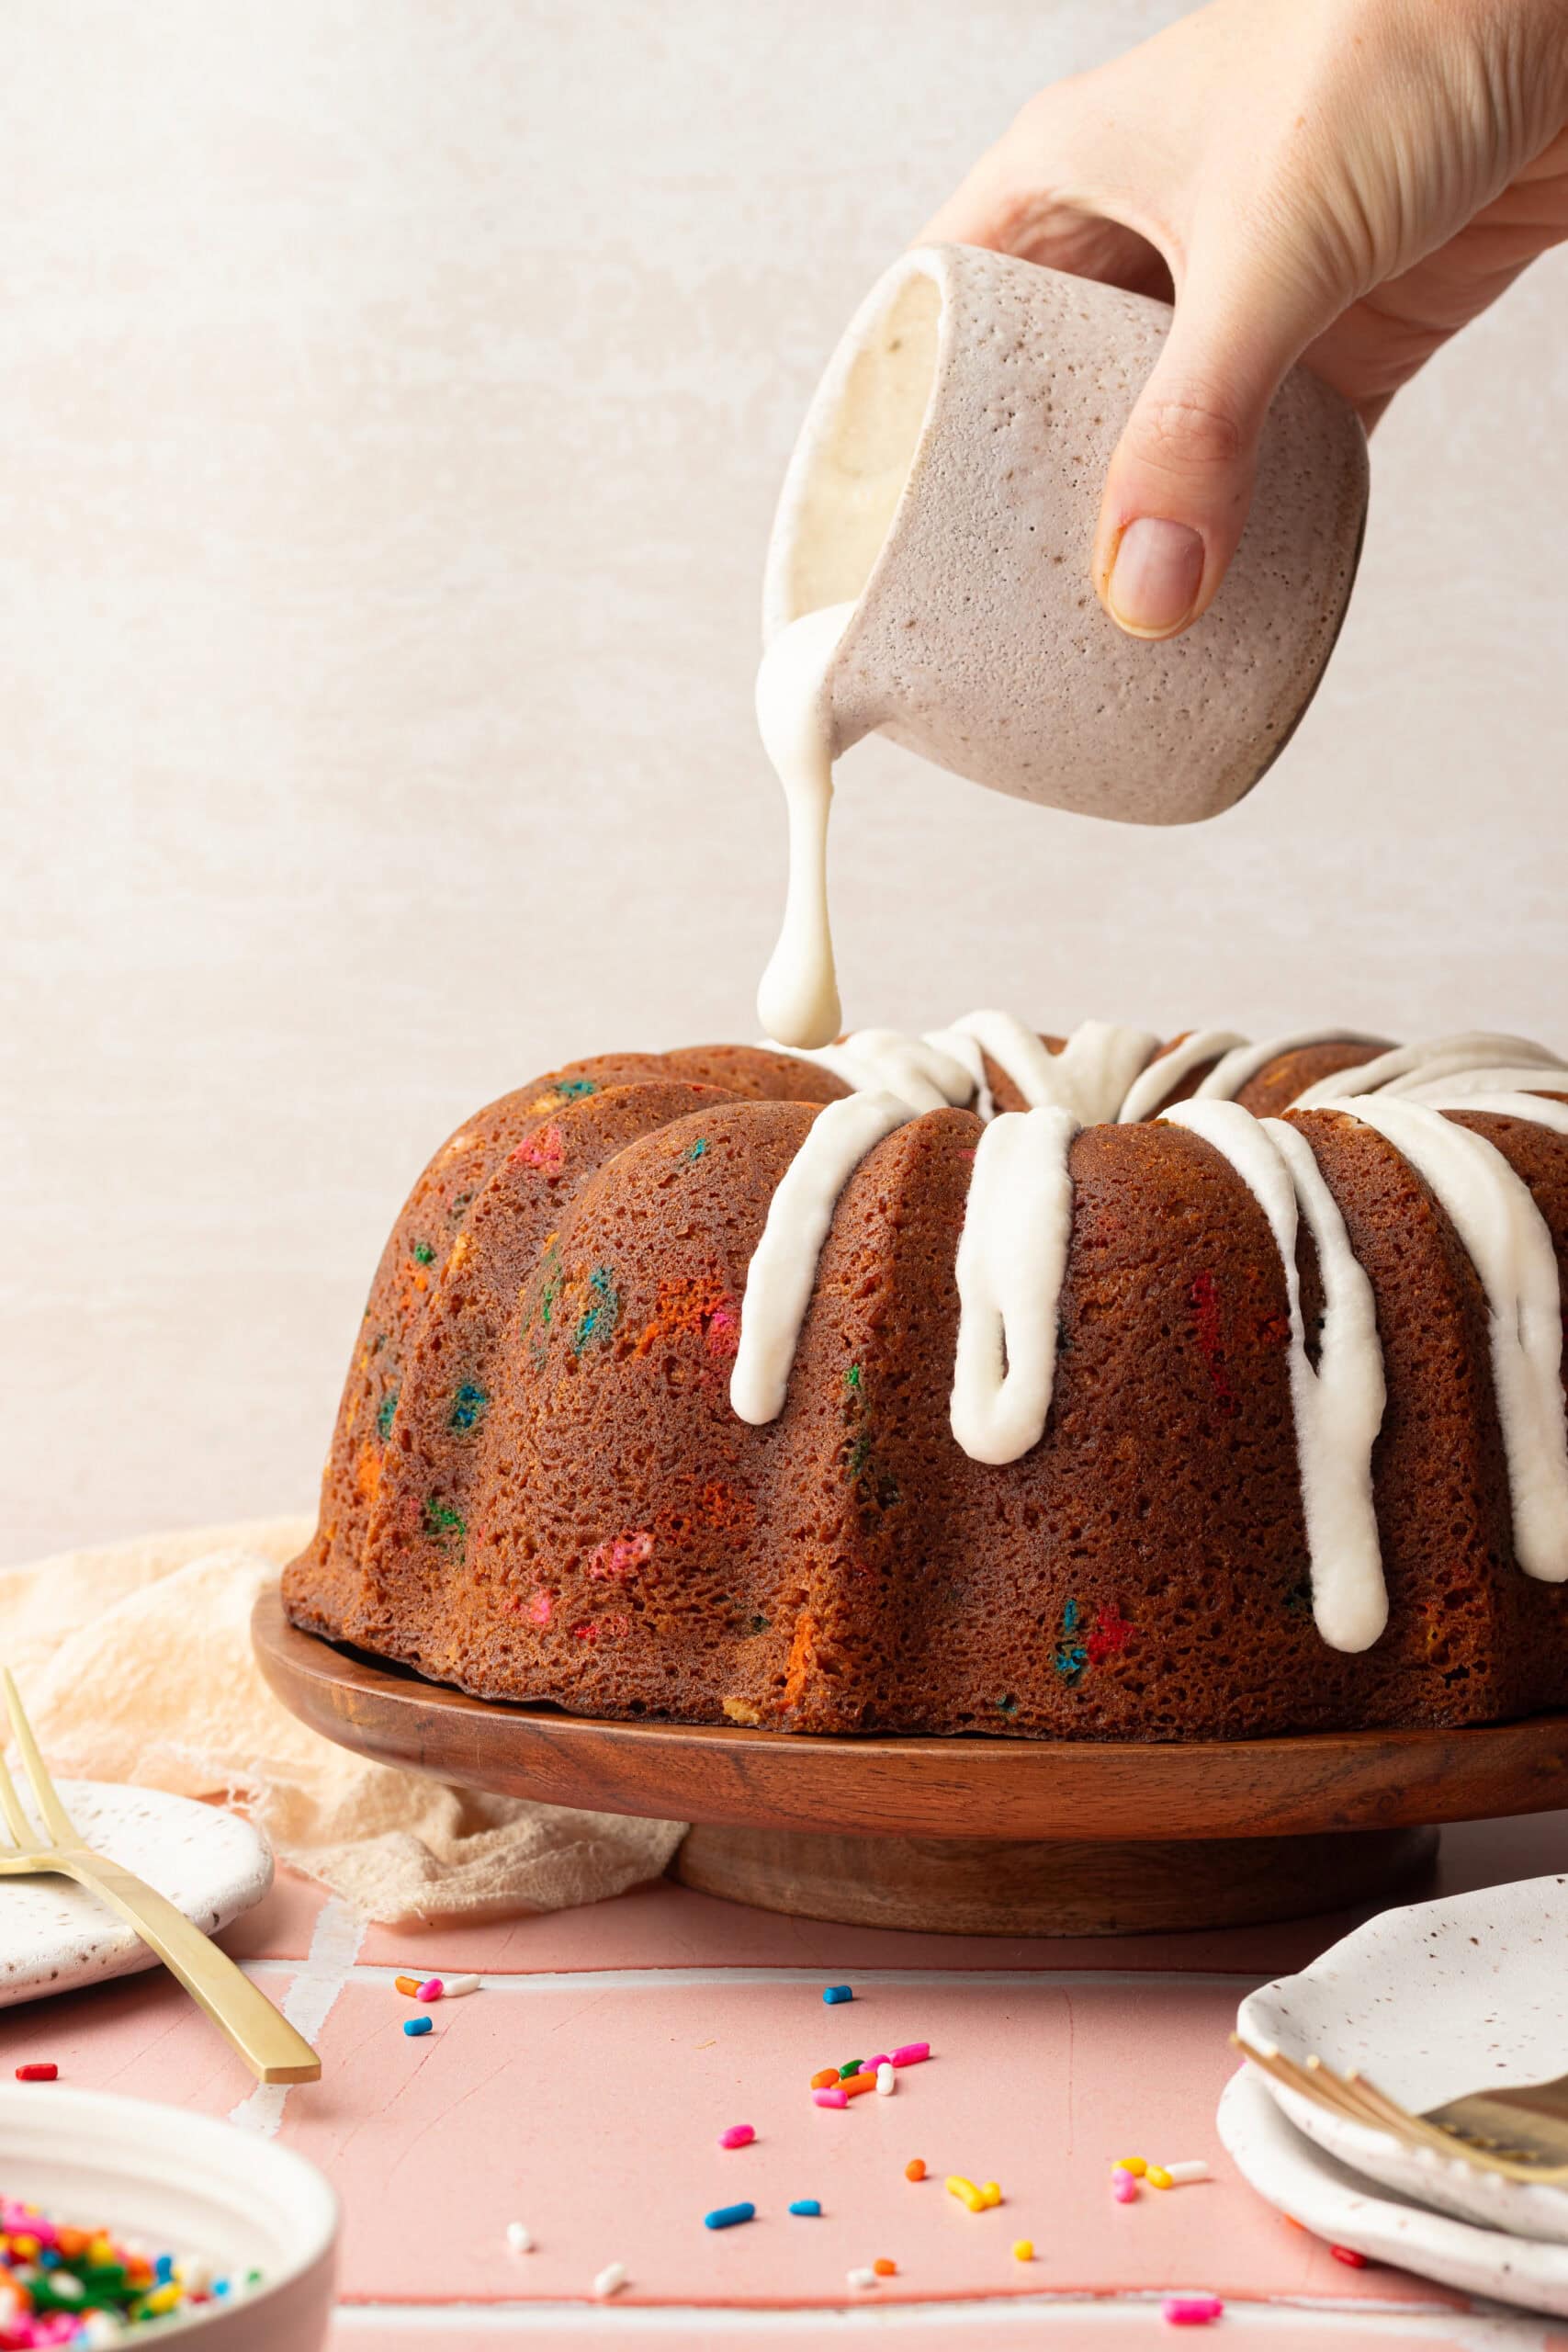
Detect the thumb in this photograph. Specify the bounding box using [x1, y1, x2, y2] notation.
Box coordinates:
[1093, 254, 1328, 640]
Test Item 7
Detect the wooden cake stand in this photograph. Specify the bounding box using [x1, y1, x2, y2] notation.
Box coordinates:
[253, 1589, 1568, 1937]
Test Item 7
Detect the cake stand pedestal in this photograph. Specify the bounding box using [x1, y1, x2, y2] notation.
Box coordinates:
[253, 1589, 1568, 1937]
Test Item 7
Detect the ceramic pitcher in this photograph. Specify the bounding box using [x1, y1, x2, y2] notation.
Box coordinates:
[762, 243, 1368, 825]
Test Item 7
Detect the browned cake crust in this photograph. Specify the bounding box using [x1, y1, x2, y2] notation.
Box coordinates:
[283, 1040, 1568, 1740]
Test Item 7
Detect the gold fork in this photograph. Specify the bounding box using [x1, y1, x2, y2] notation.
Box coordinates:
[1234, 2033, 1568, 2183]
[0, 1672, 320, 2085]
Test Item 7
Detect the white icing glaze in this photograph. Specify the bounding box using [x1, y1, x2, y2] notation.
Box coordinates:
[1194, 1028, 1385, 1105]
[941, 1012, 1158, 1124]
[754, 602, 856, 1050]
[1117, 1028, 1248, 1124]
[950, 1108, 1079, 1465]
[729, 1088, 911, 1425]
[773, 1027, 974, 1114]
[1317, 1092, 1568, 1582]
[1402, 1067, 1568, 1104]
[1292, 1035, 1559, 1110]
[1162, 1101, 1388, 1651]
[732, 1010, 1568, 1650]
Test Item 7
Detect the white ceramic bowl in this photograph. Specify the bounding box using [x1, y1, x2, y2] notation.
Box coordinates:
[0, 2085, 336, 2346]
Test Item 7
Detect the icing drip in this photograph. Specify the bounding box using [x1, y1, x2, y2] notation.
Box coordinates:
[729, 1089, 912, 1425]
[940, 1013, 1159, 1125]
[1194, 1029, 1385, 1104]
[1162, 1102, 1389, 1650]
[950, 1108, 1079, 1465]
[1117, 1029, 1247, 1124]
[754, 603, 856, 1050]
[772, 1027, 975, 1114]
[1292, 1035, 1560, 1110]
[1318, 1092, 1568, 1582]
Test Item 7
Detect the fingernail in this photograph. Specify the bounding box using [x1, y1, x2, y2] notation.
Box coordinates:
[1107, 518, 1205, 638]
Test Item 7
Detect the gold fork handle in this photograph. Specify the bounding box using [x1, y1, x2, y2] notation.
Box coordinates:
[59, 1853, 321, 2085]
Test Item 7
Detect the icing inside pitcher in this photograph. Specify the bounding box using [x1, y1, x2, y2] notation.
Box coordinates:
[757, 268, 942, 1049]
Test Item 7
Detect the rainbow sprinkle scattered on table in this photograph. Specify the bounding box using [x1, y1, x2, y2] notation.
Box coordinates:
[0, 2195, 256, 2343]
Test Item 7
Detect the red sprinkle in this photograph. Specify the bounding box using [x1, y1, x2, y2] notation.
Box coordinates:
[16, 2064, 57, 2082]
[1330, 2245, 1369, 2268]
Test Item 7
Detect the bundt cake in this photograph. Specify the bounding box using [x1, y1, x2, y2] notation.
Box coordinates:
[284, 1015, 1568, 1741]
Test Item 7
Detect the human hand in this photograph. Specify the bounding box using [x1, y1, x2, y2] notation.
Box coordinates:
[923, 0, 1568, 639]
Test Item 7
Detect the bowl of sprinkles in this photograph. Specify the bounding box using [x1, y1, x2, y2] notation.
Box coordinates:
[0, 2086, 336, 2346]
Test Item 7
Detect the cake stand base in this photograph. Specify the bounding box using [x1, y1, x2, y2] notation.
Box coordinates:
[673, 1821, 1439, 1937]
[252, 1588, 1568, 1939]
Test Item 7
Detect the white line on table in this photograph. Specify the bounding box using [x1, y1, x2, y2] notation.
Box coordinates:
[328, 2292, 1556, 2344]
[240, 1962, 1267, 1995]
[229, 1894, 364, 2138]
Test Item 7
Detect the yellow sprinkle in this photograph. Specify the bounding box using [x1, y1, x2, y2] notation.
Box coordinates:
[143, 2285, 182, 2315]
[1115, 2157, 1147, 2177]
[944, 2175, 986, 2212]
[1012, 2238, 1034, 2261]
[1146, 2165, 1174, 2190]
[86, 2238, 115, 2266]
[981, 2182, 1003, 2208]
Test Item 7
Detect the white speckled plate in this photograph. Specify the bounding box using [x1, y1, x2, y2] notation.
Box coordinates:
[1237, 1873, 1568, 2243]
[0, 1781, 272, 2008]
[1219, 2066, 1568, 2314]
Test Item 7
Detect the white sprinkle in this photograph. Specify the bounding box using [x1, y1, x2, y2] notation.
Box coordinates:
[442, 1973, 480, 1997]
[593, 2261, 627, 2300]
[505, 2222, 533, 2254]
[847, 2265, 879, 2290]
[875, 2063, 895, 2096]
[1162, 2159, 1211, 2185]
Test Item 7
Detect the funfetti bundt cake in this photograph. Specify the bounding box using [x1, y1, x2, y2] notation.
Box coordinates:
[284, 1015, 1568, 1741]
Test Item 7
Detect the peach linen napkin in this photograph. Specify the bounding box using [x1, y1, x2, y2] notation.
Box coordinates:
[0, 1517, 685, 1924]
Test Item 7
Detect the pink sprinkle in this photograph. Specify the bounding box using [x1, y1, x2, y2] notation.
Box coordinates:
[719, 2124, 755, 2149]
[813, 2087, 849, 2109]
[864, 2053, 891, 2070]
[1111, 2169, 1138, 2204]
[417, 1979, 444, 2002]
[1163, 2295, 1224, 2326]
[527, 1589, 552, 1626]
[891, 2042, 930, 2066]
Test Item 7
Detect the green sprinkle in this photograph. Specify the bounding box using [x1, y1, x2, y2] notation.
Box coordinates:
[682, 1136, 708, 1161]
[412, 1240, 435, 1266]
[558, 1078, 597, 1100]
[840, 2060, 862, 2078]
[377, 1385, 399, 1441]
[1063, 1597, 1080, 1634]
[845, 1363, 863, 1393]
[423, 1498, 466, 1555]
[572, 1264, 620, 1353]
[997, 1694, 1018, 1714]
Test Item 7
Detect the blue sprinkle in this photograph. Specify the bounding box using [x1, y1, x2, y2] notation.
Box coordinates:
[403, 2015, 433, 2038]
[704, 2201, 756, 2231]
[212, 2279, 231, 2300]
[823, 1984, 853, 2005]
[788, 2198, 821, 2217]
[154, 2254, 175, 2285]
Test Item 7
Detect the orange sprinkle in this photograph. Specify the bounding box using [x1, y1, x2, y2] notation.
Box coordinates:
[810, 2067, 839, 2090]
[873, 2257, 897, 2278]
[843, 2070, 877, 2097]
[395, 1975, 423, 1997]
[905, 2159, 926, 2182]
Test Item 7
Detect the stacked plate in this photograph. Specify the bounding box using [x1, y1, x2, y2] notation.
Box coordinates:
[1219, 1876, 1568, 2313]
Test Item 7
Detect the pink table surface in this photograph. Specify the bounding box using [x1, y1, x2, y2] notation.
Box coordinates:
[3, 1811, 1566, 2349]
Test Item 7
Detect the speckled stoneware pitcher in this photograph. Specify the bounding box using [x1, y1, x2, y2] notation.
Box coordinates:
[762, 243, 1368, 826]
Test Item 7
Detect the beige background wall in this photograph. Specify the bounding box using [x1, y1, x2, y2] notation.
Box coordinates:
[5, 1, 1565, 1566]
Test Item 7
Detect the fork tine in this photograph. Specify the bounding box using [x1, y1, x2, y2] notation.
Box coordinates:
[1, 1671, 79, 1846]
[1232, 2035, 1372, 2127]
[0, 1746, 31, 1851]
